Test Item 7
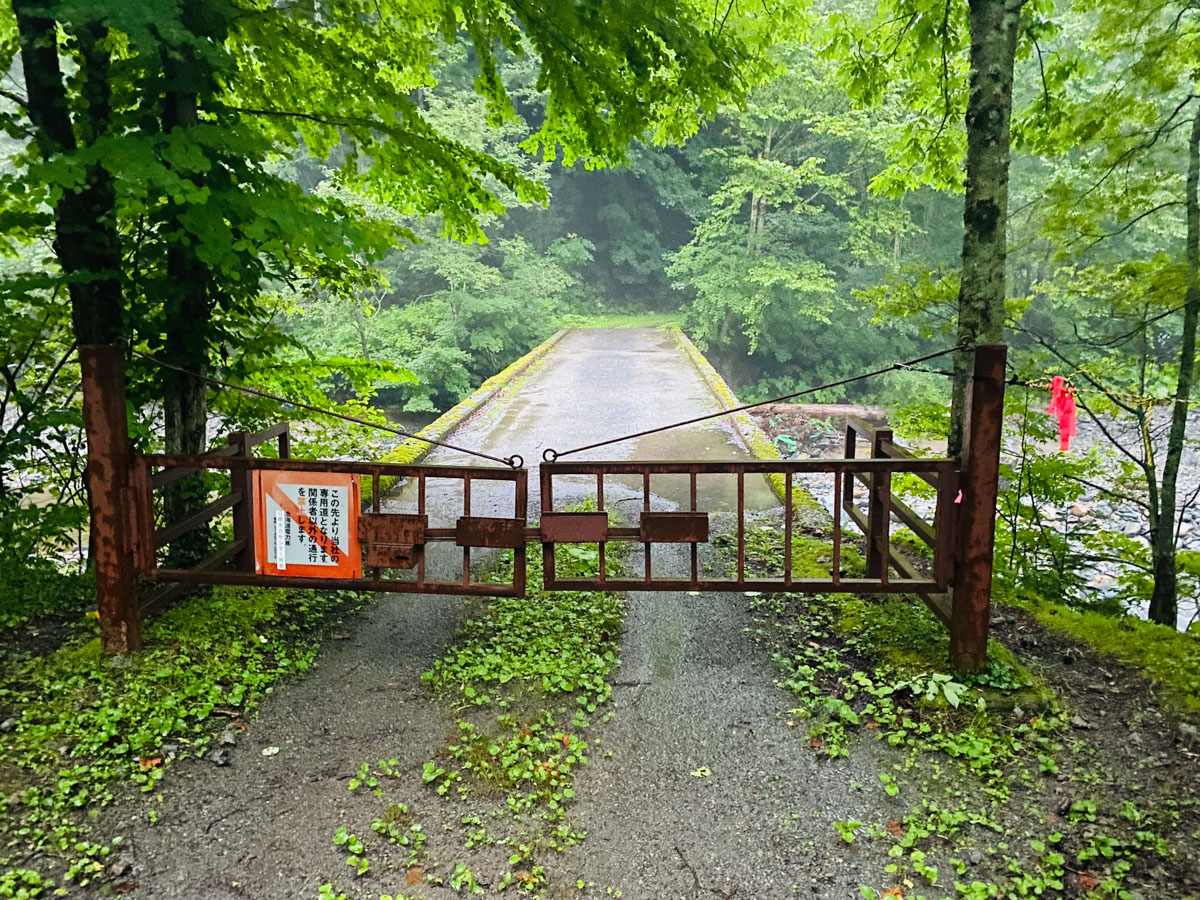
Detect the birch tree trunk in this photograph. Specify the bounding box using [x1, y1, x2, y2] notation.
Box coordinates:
[948, 0, 1023, 460]
[1148, 103, 1200, 627]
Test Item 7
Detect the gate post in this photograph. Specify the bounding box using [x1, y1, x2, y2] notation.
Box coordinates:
[950, 344, 1007, 673]
[79, 344, 143, 654]
[865, 426, 894, 579]
[227, 432, 256, 572]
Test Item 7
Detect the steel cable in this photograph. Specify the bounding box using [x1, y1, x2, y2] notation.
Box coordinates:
[133, 350, 523, 469]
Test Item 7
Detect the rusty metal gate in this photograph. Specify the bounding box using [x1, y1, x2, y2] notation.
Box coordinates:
[134, 423, 957, 619]
[81, 343, 1006, 670]
[538, 456, 956, 603]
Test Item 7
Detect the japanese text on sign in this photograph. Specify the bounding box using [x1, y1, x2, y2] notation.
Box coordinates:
[253, 471, 361, 579]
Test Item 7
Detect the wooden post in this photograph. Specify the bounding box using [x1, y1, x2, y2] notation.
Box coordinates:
[227, 432, 255, 572]
[865, 426, 894, 579]
[950, 344, 1007, 673]
[79, 344, 142, 654]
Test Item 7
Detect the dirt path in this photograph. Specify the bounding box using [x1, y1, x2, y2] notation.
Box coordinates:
[110, 327, 880, 899]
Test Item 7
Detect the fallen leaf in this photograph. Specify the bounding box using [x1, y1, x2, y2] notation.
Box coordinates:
[332, 631, 351, 640]
[561, 734, 571, 748]
[882, 887, 903, 899]
[885, 820, 904, 836]
[865, 722, 880, 730]
[807, 641, 821, 650]
[138, 757, 162, 772]
[1078, 874, 1100, 892]
[261, 746, 280, 757]
[405, 867, 423, 886]
[690, 767, 712, 778]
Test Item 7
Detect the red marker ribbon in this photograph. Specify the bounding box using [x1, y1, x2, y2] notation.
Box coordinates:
[1047, 376, 1077, 451]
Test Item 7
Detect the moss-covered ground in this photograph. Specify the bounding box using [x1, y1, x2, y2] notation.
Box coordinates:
[733, 515, 1199, 899]
[1000, 593, 1200, 718]
[0, 584, 371, 897]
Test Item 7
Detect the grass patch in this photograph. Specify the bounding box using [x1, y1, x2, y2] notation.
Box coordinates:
[1008, 593, 1200, 716]
[556, 311, 682, 330]
[0, 585, 368, 894]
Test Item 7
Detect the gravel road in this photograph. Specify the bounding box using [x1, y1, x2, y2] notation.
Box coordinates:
[98, 328, 893, 899]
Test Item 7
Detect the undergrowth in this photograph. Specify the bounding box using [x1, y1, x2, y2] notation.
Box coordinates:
[737, 522, 1190, 900]
[0, 585, 368, 896]
[0, 562, 93, 646]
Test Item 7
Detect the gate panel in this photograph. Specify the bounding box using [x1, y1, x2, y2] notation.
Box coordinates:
[540, 458, 955, 596]
[136, 455, 527, 597]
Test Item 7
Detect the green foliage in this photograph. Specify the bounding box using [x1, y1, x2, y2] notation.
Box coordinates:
[289, 228, 591, 412]
[0, 562, 92, 639]
[664, 36, 956, 406]
[0, 585, 368, 888]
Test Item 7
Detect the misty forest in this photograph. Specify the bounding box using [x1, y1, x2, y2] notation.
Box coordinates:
[1, 1, 1199, 898]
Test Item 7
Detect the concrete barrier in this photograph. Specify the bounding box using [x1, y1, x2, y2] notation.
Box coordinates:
[670, 327, 823, 516]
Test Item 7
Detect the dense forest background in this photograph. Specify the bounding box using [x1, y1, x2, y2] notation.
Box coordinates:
[281, 40, 966, 417]
[2, 0, 1198, 630]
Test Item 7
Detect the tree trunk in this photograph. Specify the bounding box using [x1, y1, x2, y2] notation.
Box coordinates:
[13, 9, 123, 346]
[160, 33, 214, 565]
[1148, 103, 1200, 627]
[948, 0, 1023, 460]
[14, 8, 125, 576]
[747, 125, 773, 255]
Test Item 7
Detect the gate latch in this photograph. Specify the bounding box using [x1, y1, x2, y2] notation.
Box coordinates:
[359, 514, 427, 568]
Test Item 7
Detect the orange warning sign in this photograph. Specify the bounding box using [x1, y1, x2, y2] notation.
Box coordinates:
[253, 470, 361, 579]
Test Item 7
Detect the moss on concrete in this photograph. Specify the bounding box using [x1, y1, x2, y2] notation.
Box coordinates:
[670, 328, 824, 518]
[360, 330, 567, 503]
